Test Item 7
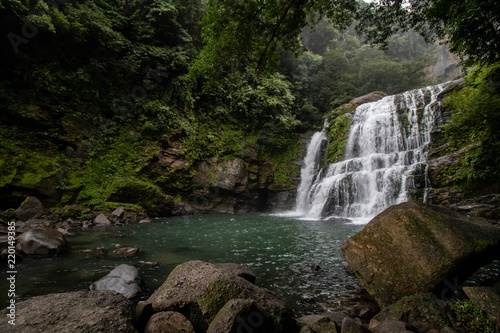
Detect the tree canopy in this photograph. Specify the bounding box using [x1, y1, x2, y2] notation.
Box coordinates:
[356, 0, 500, 67]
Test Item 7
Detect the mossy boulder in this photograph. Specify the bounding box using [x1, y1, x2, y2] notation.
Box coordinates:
[144, 260, 296, 333]
[107, 179, 172, 216]
[341, 201, 500, 307]
[372, 293, 450, 332]
[207, 299, 276, 333]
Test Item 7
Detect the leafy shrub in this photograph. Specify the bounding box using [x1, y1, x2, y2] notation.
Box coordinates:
[448, 299, 499, 333]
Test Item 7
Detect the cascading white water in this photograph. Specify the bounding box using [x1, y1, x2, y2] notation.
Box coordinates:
[296, 83, 452, 221]
[294, 129, 328, 214]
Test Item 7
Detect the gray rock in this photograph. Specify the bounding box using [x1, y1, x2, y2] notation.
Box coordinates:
[15, 197, 44, 221]
[371, 320, 409, 333]
[213, 262, 256, 284]
[207, 299, 275, 333]
[341, 317, 368, 333]
[18, 228, 70, 255]
[0, 291, 134, 333]
[145, 311, 195, 333]
[90, 264, 142, 299]
[112, 206, 125, 218]
[341, 202, 500, 307]
[94, 213, 111, 226]
[297, 315, 338, 333]
[146, 260, 296, 333]
[300, 327, 316, 333]
[373, 293, 450, 332]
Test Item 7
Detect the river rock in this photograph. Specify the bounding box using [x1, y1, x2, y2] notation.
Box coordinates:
[109, 246, 140, 257]
[341, 317, 369, 333]
[14, 196, 44, 221]
[90, 264, 143, 299]
[207, 298, 275, 333]
[145, 311, 195, 333]
[297, 315, 339, 333]
[372, 293, 450, 332]
[341, 201, 500, 307]
[112, 206, 125, 218]
[370, 319, 409, 333]
[145, 260, 296, 332]
[0, 291, 135, 333]
[94, 213, 111, 226]
[18, 227, 71, 255]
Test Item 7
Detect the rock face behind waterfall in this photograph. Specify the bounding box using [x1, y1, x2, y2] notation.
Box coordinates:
[341, 201, 500, 307]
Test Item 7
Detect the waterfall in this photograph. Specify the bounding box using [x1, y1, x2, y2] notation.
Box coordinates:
[295, 83, 451, 221]
[294, 127, 328, 214]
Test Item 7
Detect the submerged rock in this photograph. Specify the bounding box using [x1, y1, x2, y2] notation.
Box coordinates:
[341, 201, 500, 307]
[18, 227, 70, 255]
[109, 246, 140, 257]
[90, 264, 143, 300]
[144, 260, 296, 332]
[0, 291, 135, 333]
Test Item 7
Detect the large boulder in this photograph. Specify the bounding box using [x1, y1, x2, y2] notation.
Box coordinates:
[207, 299, 276, 333]
[18, 227, 71, 255]
[145, 260, 297, 333]
[14, 197, 44, 221]
[372, 293, 450, 332]
[341, 201, 500, 307]
[90, 264, 143, 300]
[0, 291, 135, 333]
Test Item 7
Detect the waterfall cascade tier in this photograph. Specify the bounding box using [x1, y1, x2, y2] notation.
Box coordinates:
[295, 83, 453, 221]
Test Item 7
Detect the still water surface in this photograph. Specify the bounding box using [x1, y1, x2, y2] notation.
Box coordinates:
[2, 214, 366, 315]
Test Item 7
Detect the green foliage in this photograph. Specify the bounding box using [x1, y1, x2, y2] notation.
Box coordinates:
[180, 122, 251, 162]
[268, 134, 301, 188]
[66, 130, 159, 209]
[191, 0, 356, 78]
[281, 28, 432, 120]
[442, 63, 500, 187]
[326, 110, 353, 163]
[0, 125, 62, 189]
[356, 0, 500, 67]
[449, 299, 499, 333]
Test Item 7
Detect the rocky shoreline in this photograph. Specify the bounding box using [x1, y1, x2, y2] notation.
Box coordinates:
[2, 199, 500, 332]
